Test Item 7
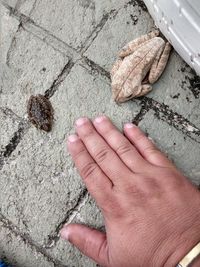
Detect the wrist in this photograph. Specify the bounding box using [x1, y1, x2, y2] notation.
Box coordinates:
[165, 233, 200, 267]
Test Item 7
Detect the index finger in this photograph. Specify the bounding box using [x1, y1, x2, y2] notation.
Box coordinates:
[67, 134, 113, 208]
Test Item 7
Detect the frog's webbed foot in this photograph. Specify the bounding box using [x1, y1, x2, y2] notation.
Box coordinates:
[119, 30, 159, 58]
[111, 58, 123, 80]
[149, 42, 172, 84]
[135, 84, 152, 98]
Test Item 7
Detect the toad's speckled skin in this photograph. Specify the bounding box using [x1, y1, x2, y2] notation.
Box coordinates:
[27, 94, 54, 132]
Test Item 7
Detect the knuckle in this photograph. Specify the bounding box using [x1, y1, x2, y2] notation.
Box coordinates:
[73, 147, 86, 160]
[80, 162, 98, 179]
[136, 133, 146, 143]
[116, 142, 131, 156]
[143, 144, 158, 156]
[94, 147, 109, 164]
[82, 235, 93, 255]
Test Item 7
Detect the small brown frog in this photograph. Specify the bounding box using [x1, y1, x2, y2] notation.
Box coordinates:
[27, 94, 54, 132]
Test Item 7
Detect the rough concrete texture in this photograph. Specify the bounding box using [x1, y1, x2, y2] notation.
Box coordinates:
[0, 108, 21, 149]
[0, 221, 54, 267]
[0, 0, 200, 266]
[29, 0, 130, 50]
[1, 0, 18, 8]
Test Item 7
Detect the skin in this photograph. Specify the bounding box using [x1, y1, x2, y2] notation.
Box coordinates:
[60, 115, 200, 267]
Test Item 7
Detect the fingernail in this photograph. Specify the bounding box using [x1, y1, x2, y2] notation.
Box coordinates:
[94, 115, 107, 123]
[60, 227, 70, 241]
[75, 117, 89, 127]
[124, 123, 137, 129]
[68, 134, 79, 143]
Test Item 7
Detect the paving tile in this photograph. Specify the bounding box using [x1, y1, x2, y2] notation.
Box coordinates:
[0, 222, 54, 267]
[0, 108, 21, 150]
[1, 3, 20, 63]
[84, 1, 154, 71]
[29, 0, 130, 50]
[50, 64, 140, 135]
[147, 52, 200, 129]
[50, 194, 103, 267]
[0, 125, 84, 245]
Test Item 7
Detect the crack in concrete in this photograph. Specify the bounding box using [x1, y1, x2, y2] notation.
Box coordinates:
[80, 56, 111, 81]
[45, 60, 75, 99]
[0, 107, 22, 121]
[0, 213, 68, 267]
[80, 9, 118, 54]
[126, 0, 148, 12]
[0, 120, 30, 170]
[6, 22, 22, 66]
[44, 188, 88, 249]
[3, 4, 33, 66]
[24, 20, 80, 59]
[137, 97, 200, 142]
[132, 99, 151, 125]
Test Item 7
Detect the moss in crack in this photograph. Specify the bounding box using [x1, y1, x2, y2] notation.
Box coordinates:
[126, 0, 148, 12]
[187, 73, 200, 99]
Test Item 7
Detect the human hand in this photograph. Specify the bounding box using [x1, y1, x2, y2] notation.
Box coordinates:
[61, 116, 200, 267]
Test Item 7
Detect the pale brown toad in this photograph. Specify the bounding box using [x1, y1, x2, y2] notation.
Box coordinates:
[27, 94, 54, 132]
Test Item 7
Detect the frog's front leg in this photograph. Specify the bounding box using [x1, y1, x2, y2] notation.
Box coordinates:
[149, 42, 172, 84]
[135, 84, 152, 98]
[119, 30, 159, 58]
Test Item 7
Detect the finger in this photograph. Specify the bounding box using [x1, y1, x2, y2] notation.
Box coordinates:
[75, 117, 133, 185]
[60, 224, 109, 267]
[67, 134, 113, 207]
[93, 116, 152, 173]
[124, 123, 175, 168]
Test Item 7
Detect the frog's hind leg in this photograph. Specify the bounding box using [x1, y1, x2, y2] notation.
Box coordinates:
[135, 84, 152, 98]
[111, 58, 123, 80]
[149, 42, 172, 84]
[119, 30, 159, 58]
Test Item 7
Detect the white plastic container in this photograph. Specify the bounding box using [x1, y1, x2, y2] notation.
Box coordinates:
[143, 0, 200, 76]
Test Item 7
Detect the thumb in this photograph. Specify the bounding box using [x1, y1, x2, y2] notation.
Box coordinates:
[60, 223, 109, 266]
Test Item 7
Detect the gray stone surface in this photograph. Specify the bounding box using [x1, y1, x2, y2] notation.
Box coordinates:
[0, 125, 84, 245]
[1, 4, 20, 64]
[84, 1, 154, 71]
[0, 0, 200, 266]
[148, 52, 200, 128]
[16, 0, 37, 16]
[0, 222, 54, 267]
[51, 64, 140, 133]
[30, 0, 130, 50]
[0, 108, 21, 149]
[1, 0, 18, 8]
